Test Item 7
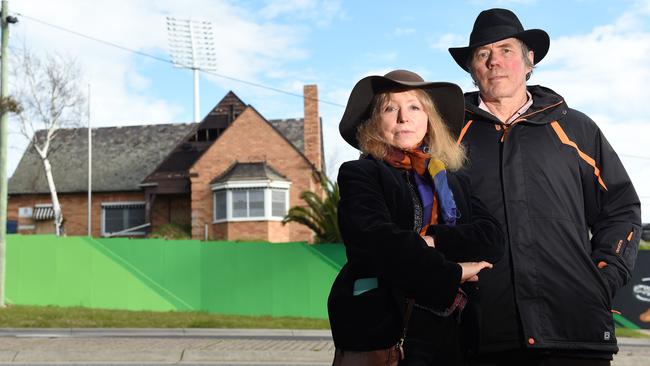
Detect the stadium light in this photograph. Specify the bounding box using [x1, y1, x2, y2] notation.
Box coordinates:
[166, 17, 217, 123]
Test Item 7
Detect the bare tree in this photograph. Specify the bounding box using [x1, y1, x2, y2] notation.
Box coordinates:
[11, 49, 86, 236]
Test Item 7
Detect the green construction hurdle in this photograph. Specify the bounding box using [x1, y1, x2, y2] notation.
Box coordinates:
[6, 235, 346, 319]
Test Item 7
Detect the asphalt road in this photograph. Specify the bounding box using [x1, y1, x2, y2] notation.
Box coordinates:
[0, 329, 333, 365]
[0, 328, 647, 365]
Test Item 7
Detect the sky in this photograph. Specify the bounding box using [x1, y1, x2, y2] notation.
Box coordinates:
[6, 0, 650, 222]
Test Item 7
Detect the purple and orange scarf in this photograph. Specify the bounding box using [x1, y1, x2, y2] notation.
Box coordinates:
[384, 146, 457, 231]
[384, 145, 466, 317]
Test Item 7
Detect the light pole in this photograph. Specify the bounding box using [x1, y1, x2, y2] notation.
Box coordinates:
[87, 84, 92, 236]
[0, 0, 18, 308]
[166, 17, 217, 123]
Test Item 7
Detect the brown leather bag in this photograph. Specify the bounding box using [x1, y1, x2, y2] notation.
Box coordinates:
[331, 299, 414, 366]
[332, 346, 401, 366]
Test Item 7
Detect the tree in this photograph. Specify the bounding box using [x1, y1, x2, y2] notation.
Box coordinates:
[12, 49, 86, 236]
[283, 172, 341, 243]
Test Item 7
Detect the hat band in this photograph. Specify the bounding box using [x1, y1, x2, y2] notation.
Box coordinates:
[469, 24, 524, 46]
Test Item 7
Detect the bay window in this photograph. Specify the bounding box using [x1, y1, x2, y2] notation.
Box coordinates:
[212, 181, 290, 223]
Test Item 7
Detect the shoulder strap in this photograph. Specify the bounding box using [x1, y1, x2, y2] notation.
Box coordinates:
[397, 298, 416, 360]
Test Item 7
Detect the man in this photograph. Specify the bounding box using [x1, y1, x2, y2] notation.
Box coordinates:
[449, 8, 641, 365]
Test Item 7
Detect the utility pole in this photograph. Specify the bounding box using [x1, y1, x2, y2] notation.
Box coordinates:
[87, 84, 92, 236]
[0, 0, 18, 308]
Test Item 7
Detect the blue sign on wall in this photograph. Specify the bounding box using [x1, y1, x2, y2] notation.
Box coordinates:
[7, 220, 17, 234]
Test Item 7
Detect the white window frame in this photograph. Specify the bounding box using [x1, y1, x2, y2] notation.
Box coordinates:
[212, 180, 291, 223]
[101, 201, 147, 236]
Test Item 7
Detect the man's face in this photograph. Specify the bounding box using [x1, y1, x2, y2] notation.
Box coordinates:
[470, 38, 534, 103]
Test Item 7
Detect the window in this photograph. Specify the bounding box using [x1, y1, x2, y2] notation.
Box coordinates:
[232, 189, 265, 218]
[102, 202, 146, 236]
[249, 189, 265, 216]
[207, 128, 220, 141]
[212, 182, 290, 223]
[232, 190, 248, 218]
[272, 189, 287, 217]
[214, 190, 227, 220]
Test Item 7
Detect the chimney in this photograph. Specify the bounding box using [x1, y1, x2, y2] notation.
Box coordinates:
[303, 85, 322, 171]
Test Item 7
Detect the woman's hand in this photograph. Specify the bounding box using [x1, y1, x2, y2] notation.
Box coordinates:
[459, 261, 493, 283]
[423, 235, 435, 248]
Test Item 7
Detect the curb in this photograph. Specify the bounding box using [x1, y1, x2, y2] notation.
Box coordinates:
[0, 328, 647, 346]
[0, 328, 333, 340]
[618, 337, 650, 346]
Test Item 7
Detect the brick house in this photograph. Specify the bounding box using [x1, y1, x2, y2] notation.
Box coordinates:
[8, 86, 324, 242]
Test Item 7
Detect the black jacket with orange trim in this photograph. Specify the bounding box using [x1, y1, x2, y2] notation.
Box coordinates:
[457, 85, 641, 355]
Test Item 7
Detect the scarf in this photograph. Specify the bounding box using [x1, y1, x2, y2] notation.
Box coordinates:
[384, 146, 457, 231]
[384, 145, 466, 318]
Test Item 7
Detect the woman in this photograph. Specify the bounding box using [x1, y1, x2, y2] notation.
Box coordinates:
[328, 70, 504, 365]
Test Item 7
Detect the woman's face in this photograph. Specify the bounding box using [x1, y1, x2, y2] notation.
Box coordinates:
[378, 90, 428, 150]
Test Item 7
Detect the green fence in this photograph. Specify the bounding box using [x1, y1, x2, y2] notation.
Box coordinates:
[6, 235, 346, 319]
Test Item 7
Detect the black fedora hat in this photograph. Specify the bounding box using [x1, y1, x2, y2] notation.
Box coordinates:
[339, 69, 464, 149]
[449, 8, 550, 72]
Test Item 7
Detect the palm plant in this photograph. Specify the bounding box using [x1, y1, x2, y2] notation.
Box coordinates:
[283, 172, 341, 243]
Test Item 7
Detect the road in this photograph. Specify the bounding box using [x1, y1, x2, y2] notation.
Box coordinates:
[0, 328, 647, 365]
[0, 329, 333, 365]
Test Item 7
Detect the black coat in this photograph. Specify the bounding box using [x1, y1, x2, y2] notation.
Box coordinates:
[459, 85, 642, 354]
[328, 156, 504, 351]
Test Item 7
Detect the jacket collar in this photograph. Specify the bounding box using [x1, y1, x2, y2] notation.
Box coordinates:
[465, 85, 567, 125]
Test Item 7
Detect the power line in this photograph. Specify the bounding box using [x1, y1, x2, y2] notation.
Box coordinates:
[13, 12, 650, 155]
[14, 12, 345, 108]
[16, 13, 172, 64]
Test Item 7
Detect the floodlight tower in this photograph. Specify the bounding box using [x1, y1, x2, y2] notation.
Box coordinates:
[166, 17, 218, 123]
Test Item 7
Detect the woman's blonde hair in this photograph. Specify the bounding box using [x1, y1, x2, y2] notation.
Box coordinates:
[356, 89, 466, 171]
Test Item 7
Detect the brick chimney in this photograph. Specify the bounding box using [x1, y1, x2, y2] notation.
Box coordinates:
[303, 85, 322, 171]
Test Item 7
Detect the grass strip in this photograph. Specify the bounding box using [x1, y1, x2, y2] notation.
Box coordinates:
[2, 304, 649, 339]
[0, 304, 330, 329]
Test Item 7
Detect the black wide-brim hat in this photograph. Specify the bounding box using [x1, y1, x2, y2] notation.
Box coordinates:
[449, 8, 550, 72]
[339, 69, 464, 150]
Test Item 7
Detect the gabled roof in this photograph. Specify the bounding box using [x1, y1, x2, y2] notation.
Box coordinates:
[204, 91, 247, 122]
[210, 161, 289, 185]
[269, 116, 325, 174]
[268, 118, 304, 153]
[8, 124, 195, 194]
[224, 105, 318, 174]
[143, 92, 248, 182]
[9, 90, 321, 195]
[143, 91, 309, 184]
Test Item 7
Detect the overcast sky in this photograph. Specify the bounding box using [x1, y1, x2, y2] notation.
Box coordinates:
[7, 0, 650, 221]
